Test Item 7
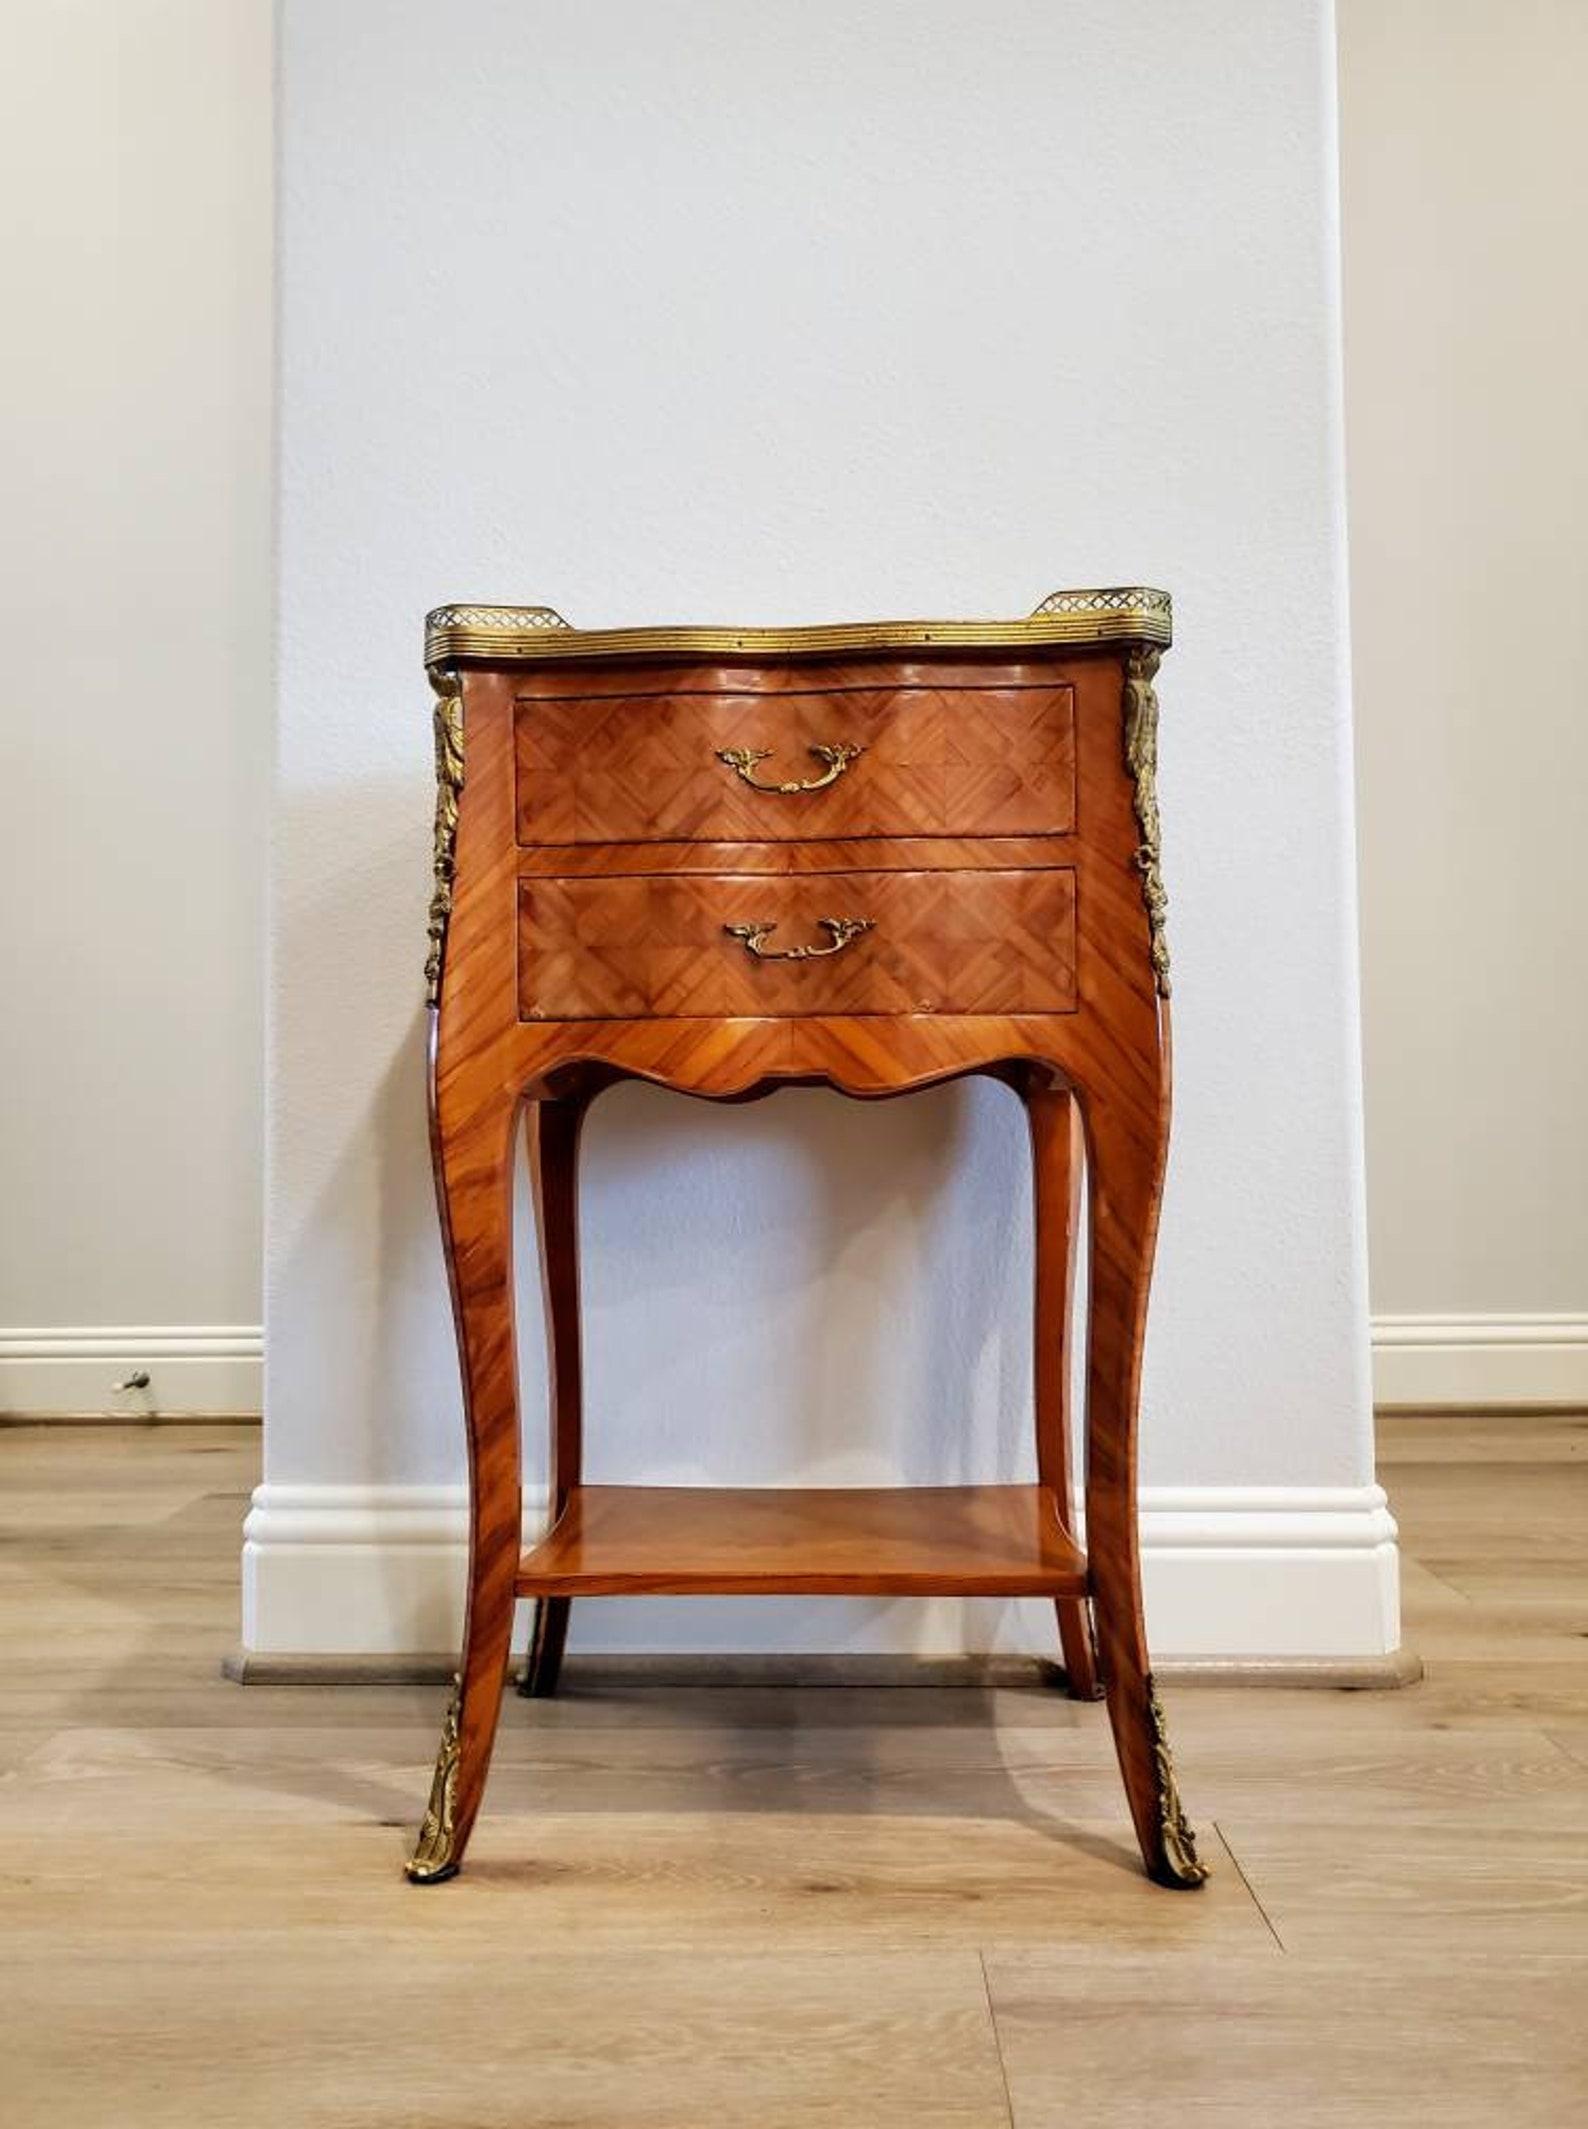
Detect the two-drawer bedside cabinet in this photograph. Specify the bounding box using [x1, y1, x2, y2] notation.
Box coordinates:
[406, 587, 1207, 1891]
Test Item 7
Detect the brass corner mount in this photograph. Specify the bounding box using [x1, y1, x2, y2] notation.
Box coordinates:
[424, 669, 465, 1008]
[1122, 646, 1171, 997]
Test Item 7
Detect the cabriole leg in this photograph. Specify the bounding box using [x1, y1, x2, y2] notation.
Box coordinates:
[517, 1094, 590, 1699]
[1025, 1076, 1102, 1700]
[408, 1065, 523, 1884]
[522, 1592, 571, 1699]
[1080, 1074, 1208, 1888]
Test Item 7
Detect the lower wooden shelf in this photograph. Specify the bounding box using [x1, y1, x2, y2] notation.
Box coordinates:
[515, 1483, 1087, 1598]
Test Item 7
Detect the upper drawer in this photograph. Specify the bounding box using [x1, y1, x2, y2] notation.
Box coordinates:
[512, 680, 1075, 844]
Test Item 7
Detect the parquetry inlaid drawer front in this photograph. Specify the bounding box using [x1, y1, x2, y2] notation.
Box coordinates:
[516, 867, 1078, 1021]
[512, 682, 1076, 845]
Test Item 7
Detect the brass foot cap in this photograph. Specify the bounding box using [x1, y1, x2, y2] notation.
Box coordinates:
[1149, 1857, 1210, 1890]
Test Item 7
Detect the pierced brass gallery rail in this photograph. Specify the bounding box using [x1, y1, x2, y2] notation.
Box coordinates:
[724, 916, 875, 961]
[716, 742, 865, 795]
[424, 586, 1171, 669]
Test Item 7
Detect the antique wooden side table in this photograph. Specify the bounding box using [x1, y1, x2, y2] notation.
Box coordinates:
[406, 587, 1206, 1890]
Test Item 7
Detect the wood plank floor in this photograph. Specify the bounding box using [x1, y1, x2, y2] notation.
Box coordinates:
[0, 1413, 1583, 2126]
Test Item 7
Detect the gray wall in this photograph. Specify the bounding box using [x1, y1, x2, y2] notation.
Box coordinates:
[1340, 0, 1588, 1402]
[0, 2, 271, 1414]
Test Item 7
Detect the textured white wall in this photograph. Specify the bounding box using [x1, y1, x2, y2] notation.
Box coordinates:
[0, 1, 271, 1412]
[1339, 1, 1588, 1388]
[264, 0, 1381, 1655]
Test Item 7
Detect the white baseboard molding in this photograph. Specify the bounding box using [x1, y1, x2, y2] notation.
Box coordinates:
[1372, 1313, 1588, 1408]
[0, 1326, 263, 1418]
[242, 1481, 1401, 1664]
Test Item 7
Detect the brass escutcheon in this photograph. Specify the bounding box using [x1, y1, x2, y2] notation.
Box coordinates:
[715, 742, 864, 795]
[724, 917, 875, 962]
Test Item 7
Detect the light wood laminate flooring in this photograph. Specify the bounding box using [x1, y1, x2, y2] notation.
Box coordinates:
[0, 1414, 1582, 2125]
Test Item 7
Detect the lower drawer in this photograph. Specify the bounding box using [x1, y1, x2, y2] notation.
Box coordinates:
[517, 867, 1077, 1020]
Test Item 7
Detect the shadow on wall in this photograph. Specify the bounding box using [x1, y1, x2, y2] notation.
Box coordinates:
[568, 1074, 1051, 1654]
[269, 777, 1054, 1650]
[575, 1074, 1032, 1487]
[268, 773, 467, 1491]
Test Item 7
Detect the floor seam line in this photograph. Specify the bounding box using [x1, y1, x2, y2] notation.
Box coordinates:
[1541, 1729, 1588, 1775]
[1214, 1819, 1286, 1950]
[977, 1948, 1018, 2129]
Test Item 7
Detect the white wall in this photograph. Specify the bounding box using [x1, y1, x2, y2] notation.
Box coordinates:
[0, 2, 271, 1415]
[1339, 0, 1588, 1405]
[252, 0, 1395, 1664]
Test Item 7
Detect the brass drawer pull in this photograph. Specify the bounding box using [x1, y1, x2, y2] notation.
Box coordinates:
[724, 916, 875, 961]
[715, 742, 864, 795]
